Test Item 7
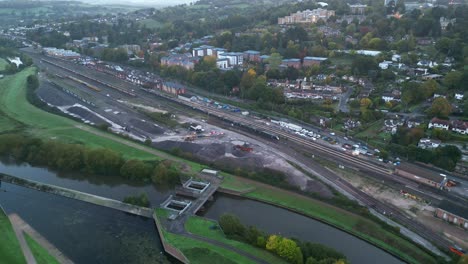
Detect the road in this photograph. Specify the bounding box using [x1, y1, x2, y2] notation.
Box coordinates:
[338, 86, 353, 113]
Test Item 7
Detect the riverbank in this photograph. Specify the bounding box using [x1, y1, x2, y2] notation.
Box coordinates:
[154, 208, 261, 264]
[0, 206, 61, 264]
[0, 67, 208, 175]
[218, 175, 439, 264]
[0, 206, 26, 264]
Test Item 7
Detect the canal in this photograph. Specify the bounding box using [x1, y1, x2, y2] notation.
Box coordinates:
[202, 195, 404, 264]
[0, 162, 403, 263]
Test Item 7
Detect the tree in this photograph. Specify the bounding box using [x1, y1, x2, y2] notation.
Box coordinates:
[458, 255, 468, 264]
[277, 238, 303, 264]
[240, 69, 257, 98]
[443, 71, 462, 90]
[120, 159, 152, 181]
[351, 56, 377, 76]
[266, 235, 282, 252]
[151, 162, 168, 185]
[219, 214, 245, 237]
[267, 53, 283, 71]
[84, 148, 123, 175]
[360, 98, 372, 109]
[427, 97, 452, 118]
[420, 79, 438, 99]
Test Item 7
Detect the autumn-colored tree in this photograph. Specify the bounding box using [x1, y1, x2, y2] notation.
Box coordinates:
[240, 68, 257, 98]
[266, 235, 281, 252]
[360, 98, 372, 109]
[427, 97, 452, 118]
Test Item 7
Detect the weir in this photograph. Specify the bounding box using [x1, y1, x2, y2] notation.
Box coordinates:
[0, 173, 153, 218]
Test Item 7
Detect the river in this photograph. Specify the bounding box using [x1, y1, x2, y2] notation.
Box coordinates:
[0, 182, 165, 264]
[202, 195, 404, 264]
[0, 162, 403, 263]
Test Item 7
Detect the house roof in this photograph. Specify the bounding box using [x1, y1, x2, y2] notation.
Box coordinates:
[430, 118, 450, 126]
[282, 58, 301, 63]
[451, 120, 468, 130]
[244, 50, 260, 55]
[303, 56, 328, 61]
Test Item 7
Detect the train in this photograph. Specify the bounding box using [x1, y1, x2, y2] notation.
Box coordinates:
[67, 76, 101, 92]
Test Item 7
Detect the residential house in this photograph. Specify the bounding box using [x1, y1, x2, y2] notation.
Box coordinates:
[379, 61, 393, 70]
[161, 53, 199, 70]
[119, 44, 141, 55]
[451, 120, 468, 135]
[392, 54, 401, 62]
[382, 93, 400, 102]
[260, 55, 270, 63]
[281, 58, 301, 69]
[418, 138, 441, 149]
[428, 118, 450, 130]
[348, 4, 367, 15]
[417, 60, 438, 68]
[278, 8, 336, 25]
[406, 117, 422, 128]
[161, 82, 186, 95]
[192, 45, 215, 57]
[216, 58, 229, 69]
[455, 92, 464, 100]
[218, 52, 243, 66]
[243, 50, 261, 62]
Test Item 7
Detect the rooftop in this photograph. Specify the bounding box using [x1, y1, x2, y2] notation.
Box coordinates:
[304, 56, 328, 61]
[397, 162, 447, 183]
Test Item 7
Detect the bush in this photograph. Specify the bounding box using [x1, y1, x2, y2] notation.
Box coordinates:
[120, 159, 152, 181]
[123, 193, 150, 207]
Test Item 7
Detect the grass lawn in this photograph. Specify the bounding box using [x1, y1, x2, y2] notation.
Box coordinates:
[220, 174, 255, 193]
[239, 180, 436, 264]
[185, 216, 288, 264]
[0, 210, 26, 264]
[154, 209, 255, 264]
[0, 58, 8, 71]
[24, 234, 59, 264]
[354, 119, 384, 140]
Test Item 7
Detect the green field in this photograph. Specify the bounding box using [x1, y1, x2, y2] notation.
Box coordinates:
[185, 216, 288, 264]
[155, 209, 255, 264]
[219, 173, 255, 193]
[220, 175, 437, 264]
[0, 210, 26, 264]
[0, 68, 213, 171]
[24, 234, 60, 264]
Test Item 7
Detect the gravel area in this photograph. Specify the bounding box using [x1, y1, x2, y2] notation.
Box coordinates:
[67, 106, 108, 126]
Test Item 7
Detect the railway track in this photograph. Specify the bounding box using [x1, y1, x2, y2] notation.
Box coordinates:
[36, 57, 457, 251]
